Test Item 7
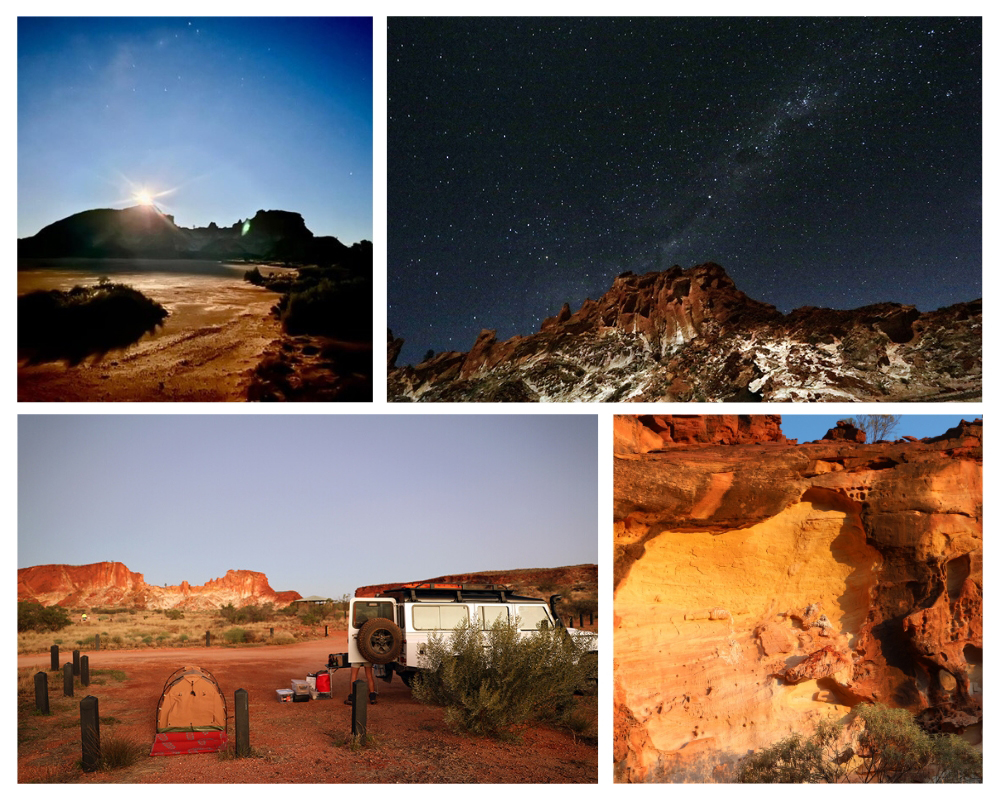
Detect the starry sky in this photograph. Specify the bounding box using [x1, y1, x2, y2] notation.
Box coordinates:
[17, 17, 372, 243]
[388, 17, 981, 365]
[17, 415, 598, 600]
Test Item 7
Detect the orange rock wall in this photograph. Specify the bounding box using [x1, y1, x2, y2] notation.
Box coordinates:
[17, 561, 301, 610]
[613, 417, 982, 782]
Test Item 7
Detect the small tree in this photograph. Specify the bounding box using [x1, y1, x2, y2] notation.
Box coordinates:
[844, 415, 902, 443]
[18, 601, 71, 632]
[854, 703, 931, 783]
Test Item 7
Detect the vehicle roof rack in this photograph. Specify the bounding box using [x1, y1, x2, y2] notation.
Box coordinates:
[376, 584, 546, 604]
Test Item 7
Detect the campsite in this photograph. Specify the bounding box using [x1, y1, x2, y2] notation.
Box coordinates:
[17, 631, 597, 783]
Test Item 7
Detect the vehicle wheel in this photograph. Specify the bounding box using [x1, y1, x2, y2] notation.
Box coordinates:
[399, 671, 415, 688]
[356, 617, 403, 664]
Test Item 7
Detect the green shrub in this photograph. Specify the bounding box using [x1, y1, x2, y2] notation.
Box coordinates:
[223, 628, 248, 644]
[300, 610, 322, 626]
[165, 609, 184, 620]
[736, 719, 846, 783]
[928, 731, 983, 783]
[737, 704, 982, 784]
[411, 618, 595, 739]
[18, 602, 71, 633]
[853, 703, 932, 782]
[220, 603, 274, 624]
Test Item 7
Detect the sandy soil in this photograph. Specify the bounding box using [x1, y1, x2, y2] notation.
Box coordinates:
[18, 268, 286, 402]
[17, 635, 597, 783]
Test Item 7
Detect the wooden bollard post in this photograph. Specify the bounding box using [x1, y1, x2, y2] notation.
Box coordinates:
[95, 634, 100, 651]
[81, 655, 90, 687]
[270, 627, 274, 639]
[80, 695, 100, 772]
[589, 611, 594, 625]
[72, 649, 81, 676]
[205, 631, 211, 647]
[351, 679, 367, 737]
[34, 672, 50, 715]
[50, 645, 59, 671]
[234, 689, 250, 757]
[325, 625, 329, 637]
[63, 662, 74, 697]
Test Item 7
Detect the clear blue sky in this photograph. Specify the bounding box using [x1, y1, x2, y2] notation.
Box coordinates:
[17, 17, 372, 243]
[18, 415, 597, 600]
[780, 415, 978, 444]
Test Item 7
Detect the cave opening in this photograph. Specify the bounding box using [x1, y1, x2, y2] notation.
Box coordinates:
[946, 554, 972, 600]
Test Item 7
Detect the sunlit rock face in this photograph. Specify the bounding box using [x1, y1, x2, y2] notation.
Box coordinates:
[17, 561, 301, 610]
[388, 263, 981, 403]
[613, 416, 982, 782]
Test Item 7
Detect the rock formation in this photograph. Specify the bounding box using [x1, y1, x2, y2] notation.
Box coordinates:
[355, 564, 597, 607]
[17, 561, 301, 611]
[615, 415, 786, 453]
[613, 416, 982, 782]
[18, 205, 359, 264]
[389, 263, 981, 402]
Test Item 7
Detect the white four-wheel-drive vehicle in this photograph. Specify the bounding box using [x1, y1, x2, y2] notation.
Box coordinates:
[329, 582, 597, 687]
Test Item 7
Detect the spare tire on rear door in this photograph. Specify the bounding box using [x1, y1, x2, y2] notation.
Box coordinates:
[357, 617, 403, 664]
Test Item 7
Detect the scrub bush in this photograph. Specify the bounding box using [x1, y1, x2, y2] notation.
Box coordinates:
[18, 282, 167, 365]
[737, 704, 981, 783]
[412, 618, 595, 739]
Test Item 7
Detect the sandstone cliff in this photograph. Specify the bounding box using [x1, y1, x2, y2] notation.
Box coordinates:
[389, 263, 980, 402]
[613, 417, 982, 782]
[17, 561, 301, 611]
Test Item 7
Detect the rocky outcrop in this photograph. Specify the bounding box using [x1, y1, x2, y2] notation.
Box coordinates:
[613, 416, 982, 782]
[17, 561, 301, 611]
[389, 263, 981, 402]
[822, 420, 866, 443]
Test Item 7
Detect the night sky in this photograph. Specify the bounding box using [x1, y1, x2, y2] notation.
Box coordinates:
[18, 17, 372, 243]
[388, 17, 981, 365]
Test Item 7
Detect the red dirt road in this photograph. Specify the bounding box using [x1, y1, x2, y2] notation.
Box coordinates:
[17, 635, 597, 783]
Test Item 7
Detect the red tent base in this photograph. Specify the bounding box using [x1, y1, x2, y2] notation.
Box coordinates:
[150, 731, 228, 756]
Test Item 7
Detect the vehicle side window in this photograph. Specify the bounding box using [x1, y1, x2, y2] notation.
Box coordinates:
[412, 604, 469, 630]
[352, 601, 393, 628]
[516, 605, 551, 630]
[479, 605, 510, 629]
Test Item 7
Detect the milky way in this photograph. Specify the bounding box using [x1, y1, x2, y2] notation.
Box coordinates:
[388, 17, 980, 365]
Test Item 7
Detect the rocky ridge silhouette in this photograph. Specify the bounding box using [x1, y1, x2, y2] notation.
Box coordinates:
[388, 263, 980, 403]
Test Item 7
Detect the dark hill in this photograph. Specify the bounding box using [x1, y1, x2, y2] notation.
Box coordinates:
[18, 206, 359, 265]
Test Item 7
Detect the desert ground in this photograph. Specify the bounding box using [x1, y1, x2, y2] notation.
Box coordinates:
[17, 632, 597, 783]
[17, 266, 291, 401]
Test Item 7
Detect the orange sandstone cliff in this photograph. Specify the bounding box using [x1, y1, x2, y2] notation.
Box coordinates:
[17, 561, 301, 610]
[613, 416, 982, 782]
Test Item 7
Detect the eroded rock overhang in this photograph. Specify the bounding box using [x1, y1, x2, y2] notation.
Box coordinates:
[613, 422, 982, 782]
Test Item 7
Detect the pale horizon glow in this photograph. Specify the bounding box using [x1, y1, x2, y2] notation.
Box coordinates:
[18, 415, 598, 601]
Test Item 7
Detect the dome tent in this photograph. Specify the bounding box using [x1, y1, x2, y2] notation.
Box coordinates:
[150, 665, 228, 756]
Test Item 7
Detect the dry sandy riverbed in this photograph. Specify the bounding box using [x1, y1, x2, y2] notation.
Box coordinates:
[17, 635, 597, 783]
[18, 264, 291, 402]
